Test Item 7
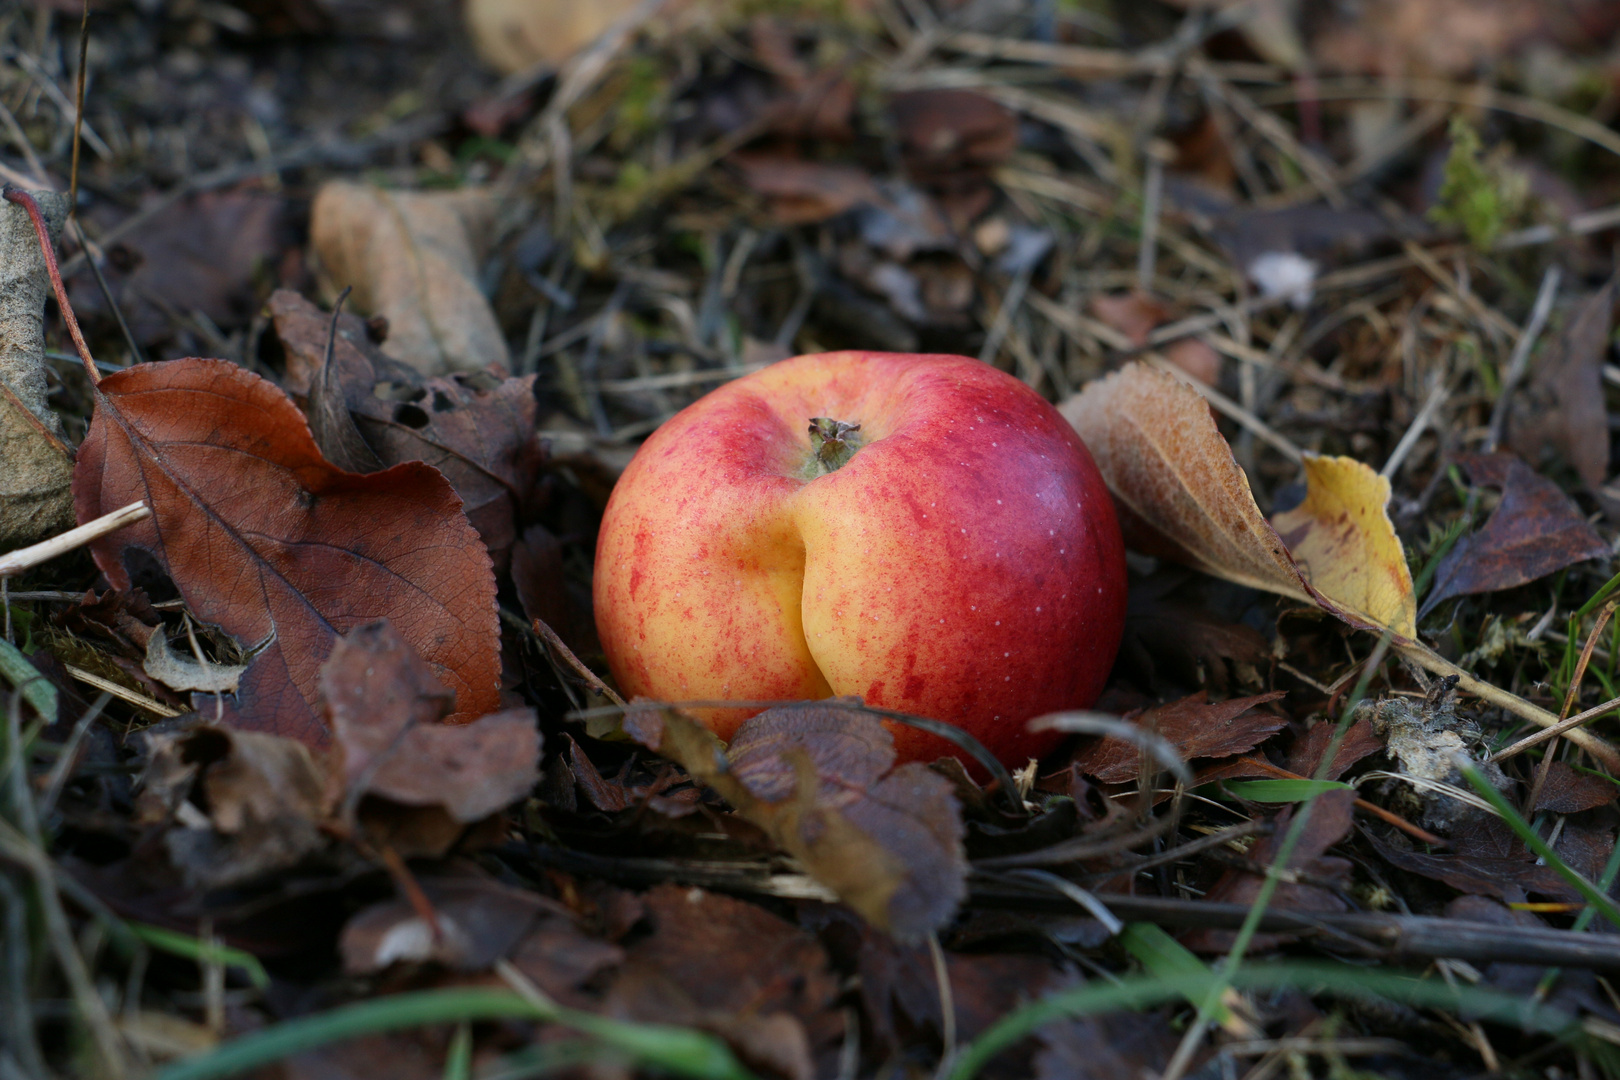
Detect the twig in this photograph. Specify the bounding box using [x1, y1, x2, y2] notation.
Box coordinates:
[1136, 153, 1165, 291]
[69, 0, 89, 212]
[1491, 694, 1620, 763]
[531, 617, 624, 706]
[0, 501, 149, 579]
[1485, 265, 1562, 452]
[1380, 376, 1448, 478]
[1144, 354, 1305, 463]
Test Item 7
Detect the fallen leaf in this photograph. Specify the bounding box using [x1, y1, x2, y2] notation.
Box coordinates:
[463, 0, 643, 75]
[731, 154, 882, 225]
[889, 89, 1018, 176]
[1313, 0, 1548, 77]
[136, 724, 329, 890]
[1272, 454, 1416, 638]
[70, 187, 287, 353]
[565, 735, 700, 817]
[1533, 762, 1618, 814]
[142, 625, 250, 694]
[311, 182, 509, 376]
[1061, 363, 1416, 639]
[270, 290, 545, 566]
[0, 188, 74, 548]
[1088, 291, 1221, 382]
[1118, 570, 1269, 694]
[626, 702, 967, 939]
[1071, 691, 1288, 784]
[1285, 717, 1384, 781]
[74, 357, 501, 745]
[323, 621, 538, 826]
[341, 869, 552, 974]
[1366, 823, 1579, 904]
[1184, 789, 1356, 952]
[1423, 453, 1610, 613]
[1510, 277, 1614, 489]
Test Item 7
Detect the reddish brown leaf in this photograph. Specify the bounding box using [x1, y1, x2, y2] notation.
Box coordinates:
[1423, 453, 1609, 612]
[1510, 277, 1615, 489]
[1072, 691, 1288, 783]
[73, 357, 501, 745]
[731, 154, 882, 224]
[1119, 571, 1269, 694]
[322, 621, 538, 825]
[1533, 762, 1618, 814]
[889, 89, 1018, 175]
[341, 870, 552, 974]
[1285, 717, 1384, 781]
[1365, 823, 1580, 903]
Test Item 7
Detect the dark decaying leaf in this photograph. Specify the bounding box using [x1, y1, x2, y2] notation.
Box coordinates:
[1510, 276, 1615, 489]
[603, 884, 843, 1080]
[322, 621, 539, 826]
[1365, 818, 1583, 903]
[625, 703, 966, 939]
[135, 724, 329, 890]
[566, 734, 700, 816]
[1119, 571, 1269, 693]
[1034, 1011, 1183, 1080]
[1285, 717, 1384, 781]
[1182, 788, 1356, 953]
[1532, 761, 1618, 814]
[889, 89, 1018, 175]
[1423, 452, 1609, 613]
[74, 357, 502, 745]
[1071, 691, 1288, 784]
[730, 154, 883, 224]
[341, 869, 555, 974]
[270, 289, 546, 566]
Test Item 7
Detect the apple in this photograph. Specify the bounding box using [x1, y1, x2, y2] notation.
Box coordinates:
[593, 351, 1127, 767]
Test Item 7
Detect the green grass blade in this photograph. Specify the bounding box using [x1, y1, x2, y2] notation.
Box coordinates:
[0, 637, 55, 725]
[1220, 779, 1353, 802]
[1118, 923, 1233, 1027]
[128, 923, 270, 990]
[150, 987, 755, 1080]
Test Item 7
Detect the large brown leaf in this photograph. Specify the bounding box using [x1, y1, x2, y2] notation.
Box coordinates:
[73, 357, 501, 745]
[1510, 276, 1614, 489]
[1070, 690, 1288, 784]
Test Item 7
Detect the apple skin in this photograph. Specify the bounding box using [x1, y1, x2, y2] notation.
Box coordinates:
[593, 351, 1127, 767]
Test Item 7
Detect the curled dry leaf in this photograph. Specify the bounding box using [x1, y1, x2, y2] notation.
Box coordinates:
[1061, 363, 1416, 639]
[311, 182, 509, 376]
[136, 725, 329, 890]
[1070, 690, 1288, 784]
[1423, 452, 1609, 613]
[625, 703, 966, 939]
[270, 290, 545, 566]
[323, 621, 539, 827]
[142, 625, 250, 694]
[341, 871, 552, 974]
[464, 0, 644, 74]
[0, 188, 74, 548]
[74, 357, 501, 745]
[731, 154, 882, 225]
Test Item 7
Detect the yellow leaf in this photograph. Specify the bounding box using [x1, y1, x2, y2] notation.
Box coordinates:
[1273, 455, 1417, 640]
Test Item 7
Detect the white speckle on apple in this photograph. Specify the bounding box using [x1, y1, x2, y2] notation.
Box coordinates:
[994, 620, 1000, 626]
[1004, 676, 1010, 681]
[1036, 606, 1041, 612]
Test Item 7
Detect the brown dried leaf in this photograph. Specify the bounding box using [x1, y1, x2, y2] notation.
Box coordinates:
[1424, 452, 1609, 612]
[627, 703, 966, 939]
[1285, 717, 1384, 781]
[1119, 571, 1268, 693]
[137, 725, 329, 890]
[1061, 363, 1416, 639]
[341, 871, 551, 974]
[1510, 277, 1615, 489]
[271, 290, 545, 565]
[889, 89, 1018, 175]
[310, 182, 509, 376]
[1366, 825, 1580, 903]
[464, 0, 643, 74]
[1533, 762, 1618, 814]
[74, 357, 501, 745]
[731, 154, 882, 224]
[323, 621, 538, 825]
[1071, 691, 1288, 784]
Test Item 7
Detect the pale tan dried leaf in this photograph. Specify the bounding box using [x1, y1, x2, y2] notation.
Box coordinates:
[142, 625, 249, 694]
[464, 0, 644, 74]
[310, 182, 509, 377]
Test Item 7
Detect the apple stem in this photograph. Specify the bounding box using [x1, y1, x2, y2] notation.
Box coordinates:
[808, 417, 862, 474]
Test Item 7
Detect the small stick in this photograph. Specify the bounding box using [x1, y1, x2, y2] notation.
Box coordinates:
[0, 501, 149, 578]
[0, 378, 72, 462]
[1136, 153, 1165, 291]
[1528, 599, 1617, 808]
[1492, 695, 1620, 764]
[2, 188, 100, 385]
[69, 0, 89, 212]
[531, 616, 625, 706]
[1380, 376, 1448, 478]
[1486, 265, 1562, 453]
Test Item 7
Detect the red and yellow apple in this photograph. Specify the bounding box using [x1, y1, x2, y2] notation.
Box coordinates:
[593, 351, 1127, 767]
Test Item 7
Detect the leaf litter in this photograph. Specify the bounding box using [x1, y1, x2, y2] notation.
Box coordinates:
[10, 2, 1620, 1078]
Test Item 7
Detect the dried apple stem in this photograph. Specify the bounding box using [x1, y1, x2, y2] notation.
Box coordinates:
[2, 186, 100, 386]
[807, 417, 861, 474]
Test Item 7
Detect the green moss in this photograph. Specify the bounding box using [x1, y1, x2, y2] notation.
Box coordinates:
[1429, 116, 1529, 249]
